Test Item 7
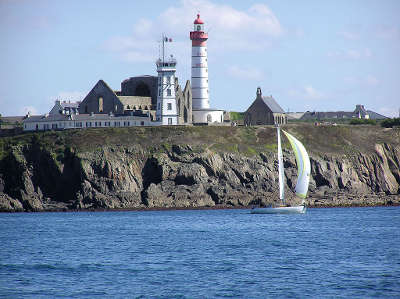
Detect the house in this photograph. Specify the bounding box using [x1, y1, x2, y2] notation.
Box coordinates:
[23, 112, 154, 131]
[300, 104, 388, 121]
[244, 87, 287, 126]
[49, 100, 80, 115]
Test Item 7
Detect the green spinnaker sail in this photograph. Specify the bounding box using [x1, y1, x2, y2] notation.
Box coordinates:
[282, 130, 311, 199]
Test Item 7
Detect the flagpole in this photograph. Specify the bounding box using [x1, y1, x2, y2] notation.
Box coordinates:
[162, 33, 165, 64]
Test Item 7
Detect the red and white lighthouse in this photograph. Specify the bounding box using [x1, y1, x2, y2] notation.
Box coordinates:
[190, 14, 210, 110]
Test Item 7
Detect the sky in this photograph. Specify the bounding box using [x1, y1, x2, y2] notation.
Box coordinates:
[1, 0, 399, 117]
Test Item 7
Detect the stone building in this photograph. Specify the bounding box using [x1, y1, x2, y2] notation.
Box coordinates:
[49, 100, 80, 115]
[78, 76, 192, 124]
[300, 104, 388, 121]
[244, 87, 286, 126]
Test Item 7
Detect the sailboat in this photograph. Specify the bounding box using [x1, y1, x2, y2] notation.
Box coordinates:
[251, 126, 311, 214]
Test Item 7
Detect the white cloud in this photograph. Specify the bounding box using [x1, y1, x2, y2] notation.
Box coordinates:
[103, 0, 284, 64]
[303, 86, 324, 100]
[227, 65, 264, 80]
[20, 105, 38, 115]
[55, 91, 86, 102]
[365, 75, 379, 86]
[287, 85, 325, 100]
[327, 48, 372, 60]
[375, 25, 400, 40]
[377, 107, 399, 118]
[343, 75, 379, 87]
[339, 31, 360, 40]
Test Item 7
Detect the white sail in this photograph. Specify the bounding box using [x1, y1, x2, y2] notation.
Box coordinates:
[277, 127, 285, 202]
[282, 130, 311, 199]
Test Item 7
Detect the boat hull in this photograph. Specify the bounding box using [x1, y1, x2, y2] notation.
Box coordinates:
[250, 205, 306, 214]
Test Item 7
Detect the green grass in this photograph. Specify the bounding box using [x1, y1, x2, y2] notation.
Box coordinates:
[229, 111, 245, 121]
[1, 124, 399, 161]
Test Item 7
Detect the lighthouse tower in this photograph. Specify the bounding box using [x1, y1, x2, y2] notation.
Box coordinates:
[156, 37, 178, 125]
[190, 14, 210, 110]
[189, 14, 224, 124]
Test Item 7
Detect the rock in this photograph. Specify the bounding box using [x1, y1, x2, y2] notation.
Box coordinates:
[0, 193, 23, 212]
[0, 134, 399, 212]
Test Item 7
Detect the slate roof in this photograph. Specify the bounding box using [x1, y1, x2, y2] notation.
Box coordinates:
[262, 96, 285, 113]
[60, 101, 80, 108]
[366, 110, 389, 119]
[1, 116, 25, 123]
[23, 114, 71, 123]
[23, 113, 149, 123]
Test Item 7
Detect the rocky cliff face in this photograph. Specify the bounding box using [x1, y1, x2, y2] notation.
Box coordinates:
[1, 133, 399, 212]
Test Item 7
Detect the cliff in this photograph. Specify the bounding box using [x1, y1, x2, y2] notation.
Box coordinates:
[0, 125, 399, 212]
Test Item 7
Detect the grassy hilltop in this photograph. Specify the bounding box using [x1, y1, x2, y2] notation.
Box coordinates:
[1, 124, 399, 159]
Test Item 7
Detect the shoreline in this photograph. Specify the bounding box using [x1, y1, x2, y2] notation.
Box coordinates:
[1, 202, 399, 214]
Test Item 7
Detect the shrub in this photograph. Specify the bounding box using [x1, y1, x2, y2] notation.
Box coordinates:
[381, 118, 400, 128]
[229, 112, 245, 121]
[349, 118, 376, 125]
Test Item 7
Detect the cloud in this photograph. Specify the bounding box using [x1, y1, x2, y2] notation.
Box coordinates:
[227, 65, 264, 80]
[374, 25, 400, 40]
[327, 48, 372, 60]
[377, 107, 399, 118]
[339, 31, 360, 40]
[55, 91, 86, 102]
[365, 75, 379, 86]
[20, 105, 38, 115]
[343, 75, 379, 87]
[287, 85, 325, 100]
[103, 0, 284, 64]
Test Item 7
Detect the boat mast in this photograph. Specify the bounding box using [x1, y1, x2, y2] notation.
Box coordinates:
[277, 125, 285, 205]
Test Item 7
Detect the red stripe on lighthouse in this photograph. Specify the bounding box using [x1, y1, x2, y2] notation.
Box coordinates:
[192, 40, 207, 47]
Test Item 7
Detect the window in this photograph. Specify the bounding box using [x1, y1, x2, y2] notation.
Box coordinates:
[158, 103, 161, 110]
[166, 76, 170, 84]
[197, 25, 201, 31]
[207, 114, 212, 123]
[167, 103, 172, 110]
[98, 97, 103, 112]
[167, 89, 171, 96]
[158, 89, 161, 96]
[141, 121, 144, 126]
[168, 118, 172, 125]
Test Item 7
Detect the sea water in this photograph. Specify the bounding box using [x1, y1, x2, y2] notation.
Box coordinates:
[0, 207, 399, 298]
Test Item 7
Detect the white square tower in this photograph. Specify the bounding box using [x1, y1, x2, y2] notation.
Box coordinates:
[156, 39, 178, 125]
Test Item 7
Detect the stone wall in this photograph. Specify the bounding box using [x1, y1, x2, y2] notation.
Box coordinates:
[79, 80, 123, 115]
[120, 76, 158, 107]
